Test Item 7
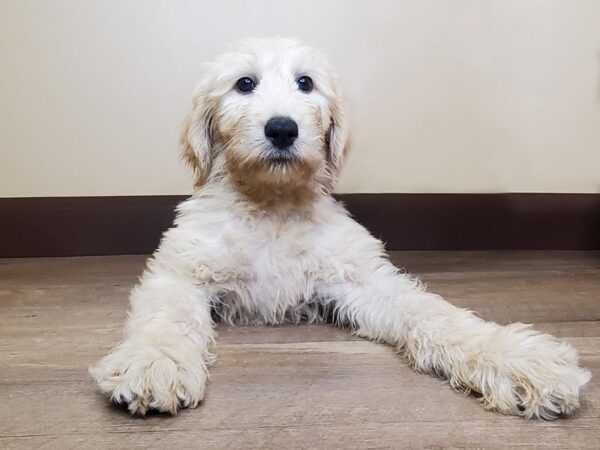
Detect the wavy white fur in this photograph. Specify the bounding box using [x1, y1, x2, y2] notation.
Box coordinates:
[90, 37, 590, 419]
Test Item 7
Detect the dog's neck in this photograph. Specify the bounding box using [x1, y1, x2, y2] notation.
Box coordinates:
[195, 175, 327, 219]
[204, 157, 331, 213]
[227, 175, 322, 211]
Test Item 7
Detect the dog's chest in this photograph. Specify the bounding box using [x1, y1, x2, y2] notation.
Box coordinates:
[214, 215, 326, 308]
[241, 220, 317, 287]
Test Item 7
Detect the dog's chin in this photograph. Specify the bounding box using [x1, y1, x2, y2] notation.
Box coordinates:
[224, 143, 325, 203]
[258, 147, 304, 172]
[265, 153, 296, 167]
[237, 151, 314, 190]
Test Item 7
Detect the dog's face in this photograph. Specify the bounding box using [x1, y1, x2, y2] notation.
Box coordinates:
[181, 38, 350, 197]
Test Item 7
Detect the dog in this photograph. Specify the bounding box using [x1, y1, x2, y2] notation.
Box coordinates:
[90, 37, 590, 419]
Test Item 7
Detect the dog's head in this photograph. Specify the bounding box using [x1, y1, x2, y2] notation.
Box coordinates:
[180, 37, 350, 200]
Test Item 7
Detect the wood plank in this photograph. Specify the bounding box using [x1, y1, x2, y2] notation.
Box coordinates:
[2, 252, 599, 326]
[1, 337, 599, 448]
[1, 322, 599, 443]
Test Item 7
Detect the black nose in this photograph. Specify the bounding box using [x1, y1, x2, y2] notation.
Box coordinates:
[264, 116, 298, 149]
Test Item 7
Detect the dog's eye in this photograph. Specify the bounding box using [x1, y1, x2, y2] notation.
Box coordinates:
[235, 77, 256, 93]
[296, 76, 313, 93]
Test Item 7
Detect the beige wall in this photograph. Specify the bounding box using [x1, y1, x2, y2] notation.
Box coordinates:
[1, 0, 599, 197]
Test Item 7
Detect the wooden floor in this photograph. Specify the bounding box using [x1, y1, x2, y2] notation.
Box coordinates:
[1, 251, 599, 449]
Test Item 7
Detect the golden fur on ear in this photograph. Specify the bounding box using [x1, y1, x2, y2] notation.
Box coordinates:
[180, 87, 216, 189]
[327, 91, 351, 175]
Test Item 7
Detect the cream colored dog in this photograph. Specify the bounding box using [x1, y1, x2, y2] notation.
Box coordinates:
[90, 37, 590, 419]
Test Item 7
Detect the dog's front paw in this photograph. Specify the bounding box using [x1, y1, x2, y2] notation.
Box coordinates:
[89, 338, 209, 415]
[472, 324, 591, 420]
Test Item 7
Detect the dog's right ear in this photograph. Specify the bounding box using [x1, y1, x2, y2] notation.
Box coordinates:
[180, 84, 216, 189]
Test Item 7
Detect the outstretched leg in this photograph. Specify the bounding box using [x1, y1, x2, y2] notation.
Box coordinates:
[316, 230, 590, 419]
[90, 256, 215, 415]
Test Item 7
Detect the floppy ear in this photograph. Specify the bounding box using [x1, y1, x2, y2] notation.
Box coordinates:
[180, 86, 216, 189]
[327, 93, 351, 176]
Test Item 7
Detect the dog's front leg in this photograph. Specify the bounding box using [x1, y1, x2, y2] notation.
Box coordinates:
[90, 264, 215, 415]
[318, 253, 590, 419]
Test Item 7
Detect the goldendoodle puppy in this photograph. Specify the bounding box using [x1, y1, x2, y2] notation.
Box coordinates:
[90, 37, 590, 419]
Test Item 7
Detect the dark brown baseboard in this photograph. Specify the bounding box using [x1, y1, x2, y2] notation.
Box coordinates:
[0, 194, 598, 257]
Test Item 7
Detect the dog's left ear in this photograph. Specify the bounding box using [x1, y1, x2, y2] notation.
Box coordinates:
[327, 93, 351, 176]
[180, 83, 216, 189]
